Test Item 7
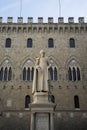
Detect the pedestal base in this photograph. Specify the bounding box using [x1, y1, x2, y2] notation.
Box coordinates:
[32, 92, 49, 104]
[31, 112, 54, 130]
[30, 92, 55, 130]
[35, 113, 49, 130]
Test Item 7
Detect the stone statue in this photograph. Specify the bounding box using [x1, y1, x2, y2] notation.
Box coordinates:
[32, 50, 49, 94]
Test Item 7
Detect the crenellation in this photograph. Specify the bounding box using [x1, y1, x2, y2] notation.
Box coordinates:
[17, 17, 23, 23]
[0, 17, 2, 23]
[27, 17, 33, 23]
[7, 17, 13, 23]
[78, 17, 84, 23]
[58, 17, 64, 23]
[68, 17, 74, 23]
[0, 17, 87, 24]
[38, 17, 43, 23]
[48, 17, 53, 23]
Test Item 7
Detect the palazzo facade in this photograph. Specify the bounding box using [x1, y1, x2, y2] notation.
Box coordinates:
[0, 17, 87, 130]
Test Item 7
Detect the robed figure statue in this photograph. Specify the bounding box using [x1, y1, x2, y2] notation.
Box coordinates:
[32, 50, 49, 94]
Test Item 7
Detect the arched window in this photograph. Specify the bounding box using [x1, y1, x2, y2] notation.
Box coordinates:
[25, 95, 30, 108]
[68, 67, 72, 80]
[51, 95, 55, 103]
[8, 67, 12, 81]
[77, 67, 81, 81]
[4, 67, 8, 81]
[69, 38, 75, 48]
[0, 67, 3, 81]
[54, 67, 57, 80]
[23, 67, 26, 81]
[5, 38, 11, 48]
[49, 67, 53, 80]
[27, 38, 32, 48]
[74, 95, 80, 109]
[73, 67, 76, 81]
[67, 59, 81, 82]
[22, 60, 34, 81]
[0, 60, 12, 81]
[27, 67, 30, 81]
[48, 38, 54, 48]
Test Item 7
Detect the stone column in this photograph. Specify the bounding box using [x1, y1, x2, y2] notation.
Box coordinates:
[30, 113, 34, 130]
[50, 113, 54, 130]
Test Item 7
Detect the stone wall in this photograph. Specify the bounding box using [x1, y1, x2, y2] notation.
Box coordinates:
[0, 17, 87, 129]
[0, 111, 87, 130]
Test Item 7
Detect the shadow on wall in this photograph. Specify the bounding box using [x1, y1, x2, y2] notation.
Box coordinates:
[0, 116, 30, 130]
[54, 116, 87, 130]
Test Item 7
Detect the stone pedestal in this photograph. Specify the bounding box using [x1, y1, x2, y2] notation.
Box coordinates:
[30, 92, 55, 130]
[33, 92, 49, 104]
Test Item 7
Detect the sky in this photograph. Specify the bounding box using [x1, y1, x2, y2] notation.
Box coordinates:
[0, 0, 87, 23]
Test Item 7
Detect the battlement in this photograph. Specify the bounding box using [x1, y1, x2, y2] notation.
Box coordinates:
[0, 17, 86, 23]
[0, 17, 87, 33]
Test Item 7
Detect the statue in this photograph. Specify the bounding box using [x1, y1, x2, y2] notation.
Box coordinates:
[32, 50, 49, 94]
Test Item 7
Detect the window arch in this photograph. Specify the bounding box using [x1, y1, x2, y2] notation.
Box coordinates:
[5, 38, 11, 48]
[25, 95, 30, 108]
[0, 60, 12, 81]
[74, 95, 80, 109]
[27, 38, 33, 48]
[48, 67, 53, 80]
[22, 60, 34, 81]
[48, 67, 58, 81]
[69, 38, 75, 48]
[48, 38, 54, 48]
[48, 59, 58, 81]
[68, 66, 81, 81]
[51, 95, 55, 103]
[67, 59, 81, 81]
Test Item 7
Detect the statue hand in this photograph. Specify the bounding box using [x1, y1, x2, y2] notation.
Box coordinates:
[36, 66, 42, 72]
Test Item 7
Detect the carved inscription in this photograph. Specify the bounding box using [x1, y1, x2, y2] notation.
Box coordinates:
[36, 113, 49, 130]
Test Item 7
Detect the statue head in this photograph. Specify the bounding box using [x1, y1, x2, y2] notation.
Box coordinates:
[40, 50, 45, 57]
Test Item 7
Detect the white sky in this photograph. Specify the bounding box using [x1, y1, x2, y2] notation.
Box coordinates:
[0, 0, 87, 23]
